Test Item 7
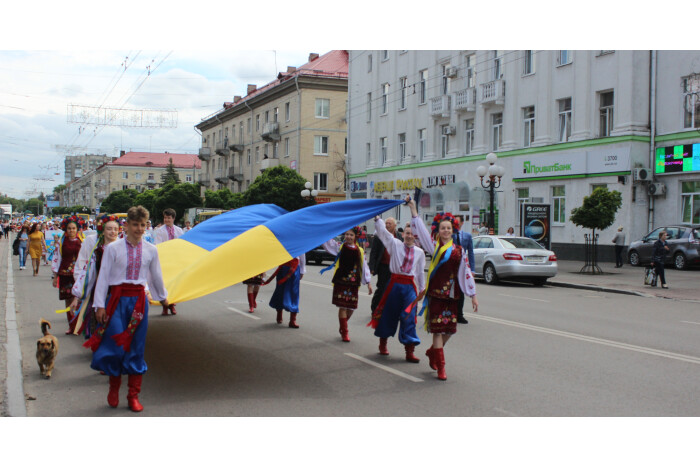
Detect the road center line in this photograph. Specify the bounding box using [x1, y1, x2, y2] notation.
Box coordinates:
[681, 321, 700, 326]
[344, 353, 424, 382]
[498, 293, 550, 303]
[301, 280, 334, 290]
[471, 314, 700, 366]
[227, 307, 261, 320]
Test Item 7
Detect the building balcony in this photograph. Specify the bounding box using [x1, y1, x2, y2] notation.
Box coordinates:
[429, 95, 451, 118]
[480, 79, 505, 106]
[229, 142, 245, 153]
[228, 167, 244, 181]
[454, 87, 476, 112]
[214, 170, 229, 184]
[216, 139, 230, 156]
[198, 173, 211, 185]
[198, 147, 212, 161]
[261, 122, 280, 142]
[146, 179, 157, 185]
[260, 157, 280, 171]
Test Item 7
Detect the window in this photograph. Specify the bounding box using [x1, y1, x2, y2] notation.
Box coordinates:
[381, 50, 389, 61]
[552, 186, 566, 224]
[523, 50, 535, 75]
[558, 98, 572, 142]
[493, 51, 503, 80]
[247, 118, 251, 134]
[273, 142, 278, 158]
[418, 129, 426, 160]
[419, 70, 427, 104]
[264, 143, 269, 158]
[122, 184, 128, 190]
[465, 119, 474, 154]
[247, 149, 251, 165]
[122, 172, 128, 179]
[441, 65, 449, 95]
[399, 77, 407, 110]
[380, 137, 387, 165]
[284, 138, 290, 157]
[147, 173, 154, 180]
[523, 106, 535, 147]
[591, 183, 607, 193]
[367, 54, 372, 72]
[314, 173, 328, 192]
[314, 136, 329, 155]
[440, 125, 449, 158]
[381, 83, 389, 114]
[367, 93, 372, 122]
[516, 188, 530, 224]
[683, 75, 700, 129]
[492, 113, 503, 150]
[465, 55, 475, 88]
[682, 181, 700, 224]
[255, 146, 259, 162]
[398, 133, 406, 163]
[135, 172, 142, 180]
[600, 91, 614, 137]
[239, 122, 243, 143]
[315, 98, 330, 119]
[273, 107, 278, 123]
[185, 174, 192, 183]
[366, 142, 371, 166]
[558, 50, 572, 66]
[256, 115, 260, 131]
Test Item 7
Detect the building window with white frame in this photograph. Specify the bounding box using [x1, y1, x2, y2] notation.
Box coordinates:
[255, 146, 259, 162]
[265, 110, 269, 123]
[380, 137, 387, 165]
[381, 50, 388, 61]
[465, 119, 474, 154]
[523, 50, 535, 75]
[273, 107, 278, 123]
[273, 142, 278, 158]
[493, 51, 503, 80]
[523, 106, 535, 147]
[398, 133, 406, 163]
[366, 142, 372, 166]
[516, 188, 530, 225]
[440, 125, 449, 158]
[367, 92, 372, 122]
[135, 172, 142, 180]
[418, 128, 426, 160]
[122, 172, 128, 179]
[247, 118, 251, 134]
[314, 172, 328, 192]
[419, 70, 427, 104]
[441, 65, 449, 95]
[381, 84, 389, 114]
[599, 91, 614, 137]
[683, 75, 700, 129]
[558, 50, 572, 66]
[185, 174, 192, 183]
[284, 138, 290, 157]
[558, 98, 572, 142]
[552, 186, 566, 224]
[399, 77, 407, 110]
[315, 98, 330, 119]
[285, 102, 290, 122]
[492, 113, 503, 150]
[247, 149, 251, 165]
[591, 183, 607, 193]
[465, 54, 475, 88]
[256, 115, 260, 131]
[681, 181, 700, 224]
[314, 136, 328, 156]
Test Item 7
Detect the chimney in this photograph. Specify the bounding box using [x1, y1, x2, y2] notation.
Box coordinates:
[233, 95, 242, 103]
[247, 84, 257, 95]
[287, 66, 297, 73]
[308, 53, 319, 62]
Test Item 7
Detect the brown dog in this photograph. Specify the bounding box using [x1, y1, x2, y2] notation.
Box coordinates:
[36, 319, 58, 379]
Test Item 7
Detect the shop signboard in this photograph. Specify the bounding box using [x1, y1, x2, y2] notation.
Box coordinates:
[655, 144, 700, 174]
[520, 203, 551, 250]
[516, 147, 631, 180]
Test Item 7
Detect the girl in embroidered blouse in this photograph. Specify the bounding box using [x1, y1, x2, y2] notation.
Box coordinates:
[51, 217, 84, 334]
[322, 228, 373, 342]
[406, 195, 478, 381]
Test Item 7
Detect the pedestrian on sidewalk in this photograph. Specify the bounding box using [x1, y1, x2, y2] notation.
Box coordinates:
[613, 226, 626, 268]
[16, 225, 29, 270]
[651, 230, 670, 289]
[28, 223, 47, 276]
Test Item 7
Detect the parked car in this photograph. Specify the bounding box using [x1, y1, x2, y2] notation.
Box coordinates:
[472, 236, 558, 286]
[627, 225, 700, 270]
[305, 241, 339, 265]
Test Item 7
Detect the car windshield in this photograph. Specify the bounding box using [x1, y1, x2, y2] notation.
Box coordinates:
[499, 237, 545, 249]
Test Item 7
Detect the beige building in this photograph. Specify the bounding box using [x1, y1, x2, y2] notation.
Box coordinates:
[61, 151, 200, 210]
[195, 50, 349, 203]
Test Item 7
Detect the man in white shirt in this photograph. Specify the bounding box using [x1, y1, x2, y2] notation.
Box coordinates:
[153, 208, 182, 315]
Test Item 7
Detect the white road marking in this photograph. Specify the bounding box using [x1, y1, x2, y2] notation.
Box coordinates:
[301, 280, 334, 290]
[345, 353, 424, 382]
[493, 407, 519, 417]
[681, 321, 700, 326]
[498, 293, 550, 303]
[472, 314, 700, 366]
[227, 307, 261, 320]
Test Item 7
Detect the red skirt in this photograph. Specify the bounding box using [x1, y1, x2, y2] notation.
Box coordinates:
[426, 296, 458, 335]
[58, 273, 75, 301]
[332, 283, 359, 310]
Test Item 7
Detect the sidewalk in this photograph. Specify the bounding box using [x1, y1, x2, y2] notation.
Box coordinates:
[549, 260, 700, 303]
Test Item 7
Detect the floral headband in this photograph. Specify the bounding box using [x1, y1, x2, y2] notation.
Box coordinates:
[60, 215, 86, 232]
[96, 215, 120, 235]
[431, 212, 459, 235]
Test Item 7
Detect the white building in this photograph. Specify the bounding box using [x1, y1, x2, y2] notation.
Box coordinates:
[347, 50, 700, 260]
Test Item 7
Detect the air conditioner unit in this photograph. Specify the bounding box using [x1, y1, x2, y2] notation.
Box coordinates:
[446, 67, 458, 78]
[648, 182, 666, 196]
[633, 167, 652, 182]
[442, 126, 456, 135]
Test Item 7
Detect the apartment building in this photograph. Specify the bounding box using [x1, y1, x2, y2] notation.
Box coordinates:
[64, 153, 116, 183]
[195, 50, 349, 204]
[347, 50, 700, 260]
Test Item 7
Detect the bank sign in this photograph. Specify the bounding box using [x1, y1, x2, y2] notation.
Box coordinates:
[517, 147, 630, 179]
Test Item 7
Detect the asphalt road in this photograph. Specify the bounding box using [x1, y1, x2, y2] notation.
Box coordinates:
[13, 260, 700, 417]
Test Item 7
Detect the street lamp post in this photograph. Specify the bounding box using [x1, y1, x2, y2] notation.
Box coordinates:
[300, 181, 318, 200]
[476, 152, 505, 235]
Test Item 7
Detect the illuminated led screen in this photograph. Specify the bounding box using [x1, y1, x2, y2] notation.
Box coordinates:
[655, 144, 700, 174]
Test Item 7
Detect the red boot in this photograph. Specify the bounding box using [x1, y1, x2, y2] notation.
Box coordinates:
[253, 289, 259, 309]
[378, 337, 389, 355]
[65, 311, 76, 335]
[339, 317, 350, 342]
[289, 312, 299, 329]
[425, 346, 437, 370]
[127, 374, 144, 412]
[107, 375, 121, 408]
[434, 348, 447, 381]
[276, 309, 283, 324]
[404, 344, 420, 363]
[247, 293, 255, 313]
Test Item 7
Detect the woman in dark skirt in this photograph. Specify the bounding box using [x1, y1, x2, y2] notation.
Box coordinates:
[322, 228, 372, 342]
[51, 216, 85, 334]
[243, 273, 265, 313]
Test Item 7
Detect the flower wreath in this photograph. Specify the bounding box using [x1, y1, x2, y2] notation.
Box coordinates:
[60, 215, 87, 232]
[430, 212, 459, 235]
[95, 215, 120, 235]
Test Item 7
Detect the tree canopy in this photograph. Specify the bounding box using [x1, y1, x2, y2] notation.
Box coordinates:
[243, 165, 315, 212]
[100, 188, 139, 214]
[570, 187, 623, 233]
[152, 182, 202, 224]
[160, 157, 181, 186]
[203, 188, 244, 210]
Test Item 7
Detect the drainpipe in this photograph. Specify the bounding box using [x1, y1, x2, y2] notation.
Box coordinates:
[295, 74, 302, 176]
[648, 50, 657, 233]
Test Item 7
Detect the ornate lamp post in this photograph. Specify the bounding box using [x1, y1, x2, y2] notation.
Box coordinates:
[476, 152, 505, 235]
[300, 181, 318, 200]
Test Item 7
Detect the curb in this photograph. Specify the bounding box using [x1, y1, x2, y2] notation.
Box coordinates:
[4, 239, 26, 416]
[547, 280, 654, 298]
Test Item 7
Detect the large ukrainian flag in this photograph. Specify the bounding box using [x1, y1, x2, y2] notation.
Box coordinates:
[157, 199, 403, 304]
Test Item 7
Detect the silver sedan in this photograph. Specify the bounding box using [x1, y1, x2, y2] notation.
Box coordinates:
[472, 236, 558, 286]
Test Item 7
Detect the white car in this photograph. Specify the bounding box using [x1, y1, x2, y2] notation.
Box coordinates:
[473, 236, 558, 286]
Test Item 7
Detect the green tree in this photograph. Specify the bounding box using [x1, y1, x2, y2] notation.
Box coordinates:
[134, 189, 159, 218]
[160, 157, 181, 186]
[203, 188, 245, 210]
[571, 187, 623, 272]
[152, 182, 202, 224]
[243, 165, 314, 212]
[53, 184, 66, 194]
[100, 188, 139, 214]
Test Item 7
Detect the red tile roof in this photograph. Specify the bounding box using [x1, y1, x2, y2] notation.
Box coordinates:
[111, 152, 201, 169]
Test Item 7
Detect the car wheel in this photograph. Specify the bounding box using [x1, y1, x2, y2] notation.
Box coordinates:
[628, 250, 640, 266]
[532, 278, 547, 286]
[483, 263, 498, 285]
[674, 252, 686, 270]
